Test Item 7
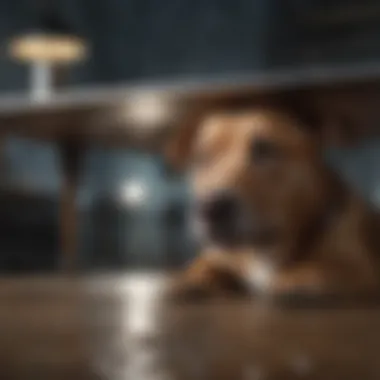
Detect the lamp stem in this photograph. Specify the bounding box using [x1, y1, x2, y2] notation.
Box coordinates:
[30, 59, 53, 101]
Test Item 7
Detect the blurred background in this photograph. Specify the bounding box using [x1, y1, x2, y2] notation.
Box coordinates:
[0, 0, 380, 273]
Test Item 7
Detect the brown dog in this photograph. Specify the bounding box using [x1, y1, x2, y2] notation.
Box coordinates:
[166, 100, 380, 301]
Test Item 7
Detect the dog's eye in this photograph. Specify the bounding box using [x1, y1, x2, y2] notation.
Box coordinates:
[250, 139, 279, 164]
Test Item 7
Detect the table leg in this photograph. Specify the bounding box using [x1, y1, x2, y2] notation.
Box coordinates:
[58, 141, 84, 272]
[0, 133, 8, 184]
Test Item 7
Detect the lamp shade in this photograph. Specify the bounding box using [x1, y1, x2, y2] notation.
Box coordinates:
[8, 3, 88, 64]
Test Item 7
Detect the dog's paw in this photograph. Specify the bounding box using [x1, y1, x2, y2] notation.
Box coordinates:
[268, 272, 330, 307]
[269, 279, 336, 308]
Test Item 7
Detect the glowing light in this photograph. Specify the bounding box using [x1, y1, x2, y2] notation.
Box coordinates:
[119, 179, 148, 207]
[121, 92, 174, 131]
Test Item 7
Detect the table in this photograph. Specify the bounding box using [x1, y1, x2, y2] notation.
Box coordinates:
[1, 273, 380, 380]
[1, 63, 380, 271]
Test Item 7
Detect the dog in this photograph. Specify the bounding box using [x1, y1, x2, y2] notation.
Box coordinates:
[166, 98, 380, 301]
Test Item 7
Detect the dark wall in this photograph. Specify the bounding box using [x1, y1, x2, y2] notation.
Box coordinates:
[1, 0, 380, 90]
[0, 0, 281, 89]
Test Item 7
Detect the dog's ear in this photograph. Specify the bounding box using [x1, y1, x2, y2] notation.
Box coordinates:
[164, 105, 206, 171]
[165, 122, 198, 171]
[278, 91, 357, 147]
[275, 92, 322, 135]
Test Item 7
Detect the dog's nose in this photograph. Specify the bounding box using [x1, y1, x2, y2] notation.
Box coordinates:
[199, 191, 237, 223]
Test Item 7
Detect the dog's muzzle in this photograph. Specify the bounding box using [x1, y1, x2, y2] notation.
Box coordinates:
[195, 190, 278, 248]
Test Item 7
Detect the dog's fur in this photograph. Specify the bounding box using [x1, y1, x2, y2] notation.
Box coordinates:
[166, 100, 380, 300]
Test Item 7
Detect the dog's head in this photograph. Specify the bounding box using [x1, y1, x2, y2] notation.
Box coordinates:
[166, 100, 335, 257]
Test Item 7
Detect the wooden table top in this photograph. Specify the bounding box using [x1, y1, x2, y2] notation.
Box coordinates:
[0, 63, 380, 147]
[1, 272, 380, 380]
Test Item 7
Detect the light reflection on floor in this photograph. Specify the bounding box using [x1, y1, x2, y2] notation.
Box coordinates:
[87, 272, 171, 380]
[121, 273, 169, 380]
[85, 272, 380, 380]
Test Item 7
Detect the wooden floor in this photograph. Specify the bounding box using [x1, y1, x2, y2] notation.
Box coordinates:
[1, 273, 380, 380]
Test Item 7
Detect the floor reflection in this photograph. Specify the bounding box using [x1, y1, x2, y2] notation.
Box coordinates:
[1, 273, 380, 380]
[85, 272, 380, 380]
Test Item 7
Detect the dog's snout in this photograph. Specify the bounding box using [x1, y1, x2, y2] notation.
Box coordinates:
[200, 191, 237, 222]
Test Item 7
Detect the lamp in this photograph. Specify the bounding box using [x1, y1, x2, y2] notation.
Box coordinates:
[8, 2, 88, 101]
